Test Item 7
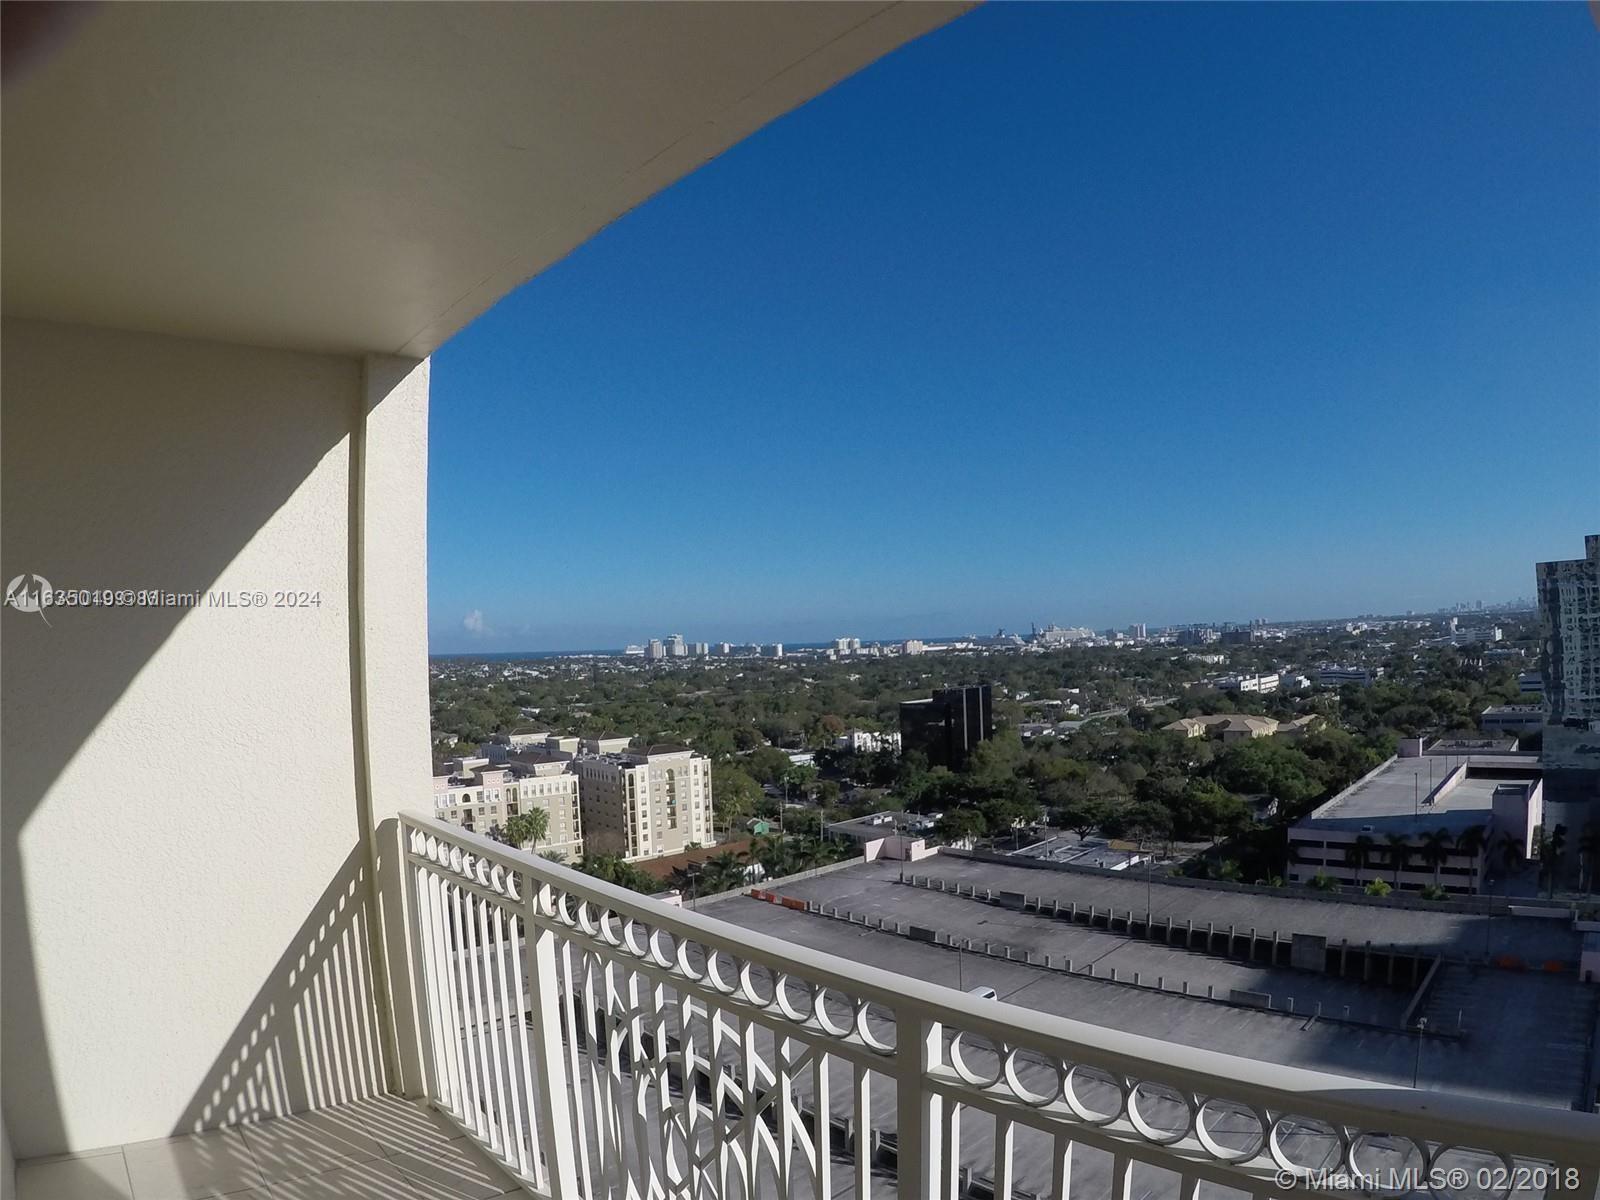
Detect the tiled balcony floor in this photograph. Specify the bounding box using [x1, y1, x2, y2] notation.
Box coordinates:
[15, 1096, 526, 1200]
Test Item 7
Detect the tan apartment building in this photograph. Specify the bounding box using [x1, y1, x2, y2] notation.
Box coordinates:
[576, 745, 715, 860]
[1163, 713, 1324, 742]
[430, 755, 584, 860]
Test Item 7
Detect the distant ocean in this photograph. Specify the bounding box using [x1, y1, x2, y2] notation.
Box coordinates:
[429, 642, 846, 661]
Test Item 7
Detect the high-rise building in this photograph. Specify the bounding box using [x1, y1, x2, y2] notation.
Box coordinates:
[646, 638, 665, 660]
[1536, 534, 1600, 822]
[717, 642, 733, 655]
[576, 745, 715, 861]
[899, 684, 994, 770]
[771, 643, 784, 658]
[431, 756, 584, 860]
[667, 633, 687, 657]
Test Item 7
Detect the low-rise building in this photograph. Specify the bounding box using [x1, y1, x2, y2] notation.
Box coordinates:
[1278, 714, 1326, 739]
[1316, 664, 1380, 687]
[1480, 705, 1546, 735]
[1422, 627, 1503, 648]
[833, 729, 901, 753]
[1286, 754, 1541, 894]
[826, 810, 937, 859]
[1212, 672, 1280, 694]
[1163, 713, 1280, 741]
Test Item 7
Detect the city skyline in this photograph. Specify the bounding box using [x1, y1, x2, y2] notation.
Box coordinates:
[428, 595, 1536, 658]
[429, 580, 1542, 657]
[428, 3, 1598, 654]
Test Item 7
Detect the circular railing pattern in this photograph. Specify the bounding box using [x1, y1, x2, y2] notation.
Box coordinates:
[406, 822, 1582, 1200]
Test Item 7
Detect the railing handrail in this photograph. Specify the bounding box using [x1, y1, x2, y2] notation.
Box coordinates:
[400, 811, 1600, 1162]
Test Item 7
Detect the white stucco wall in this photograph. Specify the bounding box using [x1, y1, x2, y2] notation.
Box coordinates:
[1, 319, 430, 1157]
[1, 1109, 14, 1200]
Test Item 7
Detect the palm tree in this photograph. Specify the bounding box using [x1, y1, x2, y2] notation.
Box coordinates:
[505, 807, 549, 854]
[1384, 833, 1411, 886]
[1493, 831, 1521, 879]
[1419, 828, 1454, 889]
[1578, 824, 1600, 895]
[704, 851, 747, 893]
[1346, 834, 1377, 884]
[1456, 824, 1487, 892]
[1533, 823, 1569, 899]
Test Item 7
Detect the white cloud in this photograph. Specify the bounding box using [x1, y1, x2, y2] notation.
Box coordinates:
[462, 609, 488, 636]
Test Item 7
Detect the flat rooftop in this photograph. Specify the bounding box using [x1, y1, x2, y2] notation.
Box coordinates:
[827, 811, 925, 837]
[1296, 756, 1538, 837]
[891, 855, 1579, 961]
[704, 857, 1595, 1110]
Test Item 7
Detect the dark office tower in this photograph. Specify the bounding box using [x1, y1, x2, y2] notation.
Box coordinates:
[899, 684, 994, 770]
[1537, 536, 1600, 845]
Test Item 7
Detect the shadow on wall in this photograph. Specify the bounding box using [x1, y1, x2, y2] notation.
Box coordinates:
[176, 843, 389, 1133]
[0, 319, 364, 1156]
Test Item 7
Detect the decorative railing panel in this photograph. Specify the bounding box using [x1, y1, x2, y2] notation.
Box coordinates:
[400, 814, 1600, 1200]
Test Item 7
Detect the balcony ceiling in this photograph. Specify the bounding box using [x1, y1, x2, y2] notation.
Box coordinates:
[1, 2, 967, 357]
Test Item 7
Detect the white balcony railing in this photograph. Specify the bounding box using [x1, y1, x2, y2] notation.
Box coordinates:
[399, 814, 1600, 1200]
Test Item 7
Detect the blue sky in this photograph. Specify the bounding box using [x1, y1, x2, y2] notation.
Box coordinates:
[429, 3, 1599, 653]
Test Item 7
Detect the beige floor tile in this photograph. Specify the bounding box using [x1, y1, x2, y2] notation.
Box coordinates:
[122, 1128, 264, 1199]
[239, 1109, 385, 1182]
[343, 1096, 459, 1154]
[258, 1157, 412, 1199]
[17, 1152, 134, 1200]
[22, 1143, 128, 1168]
[387, 1136, 518, 1200]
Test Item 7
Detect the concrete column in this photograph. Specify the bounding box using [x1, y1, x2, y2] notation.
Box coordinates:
[362, 355, 433, 1102]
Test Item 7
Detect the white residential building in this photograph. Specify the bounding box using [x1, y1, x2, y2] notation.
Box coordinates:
[834, 729, 902, 753]
[1212, 672, 1280, 694]
[576, 745, 715, 861]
